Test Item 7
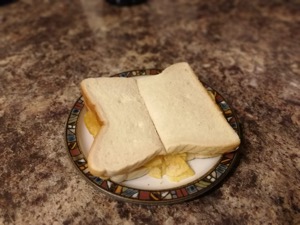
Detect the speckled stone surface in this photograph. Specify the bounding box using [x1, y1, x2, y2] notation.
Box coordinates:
[0, 0, 299, 224]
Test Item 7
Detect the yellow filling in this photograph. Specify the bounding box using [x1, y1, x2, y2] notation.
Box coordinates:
[84, 110, 194, 182]
[84, 110, 101, 137]
[145, 154, 194, 182]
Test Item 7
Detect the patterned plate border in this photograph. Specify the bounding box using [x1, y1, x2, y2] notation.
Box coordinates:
[65, 69, 241, 205]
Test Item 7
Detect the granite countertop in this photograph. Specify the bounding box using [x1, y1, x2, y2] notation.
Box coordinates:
[1, 0, 299, 224]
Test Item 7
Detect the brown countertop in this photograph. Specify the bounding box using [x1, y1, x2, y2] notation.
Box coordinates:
[0, 0, 299, 224]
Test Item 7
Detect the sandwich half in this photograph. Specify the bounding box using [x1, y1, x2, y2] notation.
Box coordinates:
[81, 77, 165, 180]
[136, 62, 240, 156]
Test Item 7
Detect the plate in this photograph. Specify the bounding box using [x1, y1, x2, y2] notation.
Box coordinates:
[65, 69, 241, 204]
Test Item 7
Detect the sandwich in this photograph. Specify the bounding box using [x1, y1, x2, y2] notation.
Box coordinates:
[80, 62, 240, 182]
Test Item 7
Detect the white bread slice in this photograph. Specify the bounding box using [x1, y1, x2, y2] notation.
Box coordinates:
[136, 62, 240, 157]
[81, 78, 165, 178]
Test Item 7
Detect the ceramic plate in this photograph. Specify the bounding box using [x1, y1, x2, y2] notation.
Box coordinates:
[65, 69, 241, 205]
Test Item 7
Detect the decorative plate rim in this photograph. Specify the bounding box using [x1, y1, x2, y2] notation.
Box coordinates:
[65, 69, 242, 205]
